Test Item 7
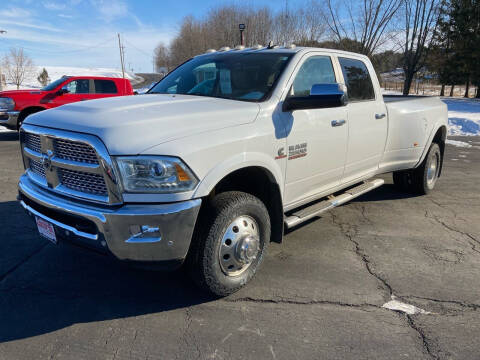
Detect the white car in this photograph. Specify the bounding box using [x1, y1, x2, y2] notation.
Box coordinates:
[18, 46, 447, 296]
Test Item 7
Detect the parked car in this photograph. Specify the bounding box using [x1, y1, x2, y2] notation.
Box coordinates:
[17, 47, 447, 296]
[0, 76, 133, 130]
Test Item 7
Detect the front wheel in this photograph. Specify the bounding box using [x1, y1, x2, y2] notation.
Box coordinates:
[393, 143, 441, 195]
[187, 191, 270, 297]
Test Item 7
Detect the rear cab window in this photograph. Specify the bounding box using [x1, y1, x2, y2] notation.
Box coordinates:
[338, 57, 375, 102]
[94, 80, 118, 94]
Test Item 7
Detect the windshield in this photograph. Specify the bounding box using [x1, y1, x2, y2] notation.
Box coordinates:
[149, 52, 293, 102]
[41, 77, 70, 91]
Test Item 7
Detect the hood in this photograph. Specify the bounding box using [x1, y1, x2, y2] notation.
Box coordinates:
[25, 94, 260, 155]
[0, 90, 45, 98]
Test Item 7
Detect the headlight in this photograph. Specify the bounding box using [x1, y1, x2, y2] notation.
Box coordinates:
[0, 97, 15, 111]
[115, 156, 198, 193]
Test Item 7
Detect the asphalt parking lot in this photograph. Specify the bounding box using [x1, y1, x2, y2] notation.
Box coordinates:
[0, 130, 479, 360]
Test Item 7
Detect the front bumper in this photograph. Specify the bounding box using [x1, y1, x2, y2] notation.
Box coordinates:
[18, 174, 201, 267]
[0, 110, 20, 129]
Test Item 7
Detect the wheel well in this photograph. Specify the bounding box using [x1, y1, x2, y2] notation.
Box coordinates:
[209, 167, 284, 243]
[432, 126, 447, 177]
[18, 107, 46, 126]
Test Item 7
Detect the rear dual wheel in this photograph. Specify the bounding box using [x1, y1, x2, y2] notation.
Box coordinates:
[393, 143, 441, 195]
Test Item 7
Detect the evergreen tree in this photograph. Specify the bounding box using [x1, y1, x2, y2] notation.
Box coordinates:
[447, 0, 480, 97]
[37, 68, 50, 87]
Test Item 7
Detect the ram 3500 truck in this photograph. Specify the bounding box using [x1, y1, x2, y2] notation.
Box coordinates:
[18, 47, 447, 296]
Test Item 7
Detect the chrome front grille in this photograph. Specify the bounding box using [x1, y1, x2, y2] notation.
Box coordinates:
[20, 125, 121, 204]
[29, 158, 46, 177]
[53, 138, 99, 164]
[25, 133, 41, 153]
[59, 168, 108, 195]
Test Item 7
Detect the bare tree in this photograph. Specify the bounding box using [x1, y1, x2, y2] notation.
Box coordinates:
[401, 0, 441, 95]
[154, 43, 172, 73]
[2, 48, 34, 90]
[273, 0, 327, 45]
[325, 0, 402, 56]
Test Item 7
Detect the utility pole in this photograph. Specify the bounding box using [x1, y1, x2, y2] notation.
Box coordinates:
[117, 33, 125, 79]
[239, 24, 245, 46]
[0, 30, 6, 91]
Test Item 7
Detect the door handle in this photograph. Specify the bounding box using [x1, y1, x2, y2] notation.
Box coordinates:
[331, 119, 346, 127]
[375, 113, 386, 119]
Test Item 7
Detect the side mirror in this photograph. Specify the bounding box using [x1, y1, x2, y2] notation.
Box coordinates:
[57, 87, 69, 95]
[283, 83, 348, 112]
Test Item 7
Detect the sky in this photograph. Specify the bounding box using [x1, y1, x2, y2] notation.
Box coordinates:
[0, 0, 301, 73]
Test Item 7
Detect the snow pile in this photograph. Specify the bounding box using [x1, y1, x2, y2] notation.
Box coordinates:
[442, 98, 480, 136]
[446, 139, 473, 148]
[382, 296, 430, 315]
[2, 65, 142, 91]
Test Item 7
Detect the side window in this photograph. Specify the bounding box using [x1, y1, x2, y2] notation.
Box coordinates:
[291, 56, 336, 97]
[338, 58, 375, 101]
[65, 79, 90, 94]
[94, 80, 118, 94]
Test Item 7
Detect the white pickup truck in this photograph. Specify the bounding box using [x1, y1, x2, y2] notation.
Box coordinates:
[18, 46, 447, 296]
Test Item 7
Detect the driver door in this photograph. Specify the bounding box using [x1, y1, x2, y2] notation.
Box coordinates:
[283, 54, 348, 206]
[51, 78, 94, 107]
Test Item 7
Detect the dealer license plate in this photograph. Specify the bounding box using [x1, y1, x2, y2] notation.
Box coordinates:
[35, 217, 57, 244]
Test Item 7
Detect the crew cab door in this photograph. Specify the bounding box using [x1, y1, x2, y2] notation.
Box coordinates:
[51, 78, 96, 107]
[337, 57, 387, 183]
[283, 54, 348, 206]
[93, 79, 120, 99]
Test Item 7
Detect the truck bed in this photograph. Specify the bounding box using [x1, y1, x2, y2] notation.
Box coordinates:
[379, 95, 447, 172]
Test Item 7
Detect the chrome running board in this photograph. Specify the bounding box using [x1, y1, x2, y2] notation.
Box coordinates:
[284, 179, 384, 228]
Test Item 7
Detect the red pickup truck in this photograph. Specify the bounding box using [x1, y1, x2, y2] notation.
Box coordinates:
[0, 76, 133, 130]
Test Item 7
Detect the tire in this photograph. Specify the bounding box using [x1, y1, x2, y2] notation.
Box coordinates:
[17, 109, 43, 130]
[393, 143, 441, 195]
[187, 191, 270, 297]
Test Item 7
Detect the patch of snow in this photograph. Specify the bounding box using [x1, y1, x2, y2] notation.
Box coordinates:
[381, 89, 402, 95]
[382, 296, 430, 315]
[442, 98, 480, 136]
[0, 126, 14, 133]
[2, 65, 143, 91]
[446, 139, 473, 148]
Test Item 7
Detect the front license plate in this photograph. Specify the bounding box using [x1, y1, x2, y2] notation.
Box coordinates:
[35, 217, 57, 244]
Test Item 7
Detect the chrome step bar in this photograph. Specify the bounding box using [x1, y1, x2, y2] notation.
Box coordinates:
[284, 179, 384, 228]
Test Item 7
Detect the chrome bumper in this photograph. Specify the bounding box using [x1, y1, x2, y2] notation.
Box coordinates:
[18, 174, 201, 265]
[0, 110, 20, 129]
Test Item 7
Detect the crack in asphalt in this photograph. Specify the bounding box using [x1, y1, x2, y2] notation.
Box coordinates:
[425, 209, 480, 255]
[329, 210, 393, 297]
[223, 296, 379, 310]
[0, 243, 48, 284]
[403, 295, 480, 312]
[406, 315, 439, 360]
[329, 207, 440, 359]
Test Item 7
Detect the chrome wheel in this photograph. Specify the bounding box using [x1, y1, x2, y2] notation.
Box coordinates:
[426, 151, 440, 188]
[219, 215, 260, 276]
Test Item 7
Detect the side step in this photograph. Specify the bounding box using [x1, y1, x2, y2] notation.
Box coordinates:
[284, 179, 384, 228]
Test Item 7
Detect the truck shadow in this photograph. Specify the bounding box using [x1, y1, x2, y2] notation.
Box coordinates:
[0, 200, 215, 344]
[0, 131, 18, 141]
[351, 183, 422, 203]
[285, 184, 420, 234]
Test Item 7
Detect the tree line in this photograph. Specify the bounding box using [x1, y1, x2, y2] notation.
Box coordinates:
[155, 0, 480, 97]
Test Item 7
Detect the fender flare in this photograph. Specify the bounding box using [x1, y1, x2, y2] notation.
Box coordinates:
[414, 122, 447, 168]
[193, 152, 284, 198]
